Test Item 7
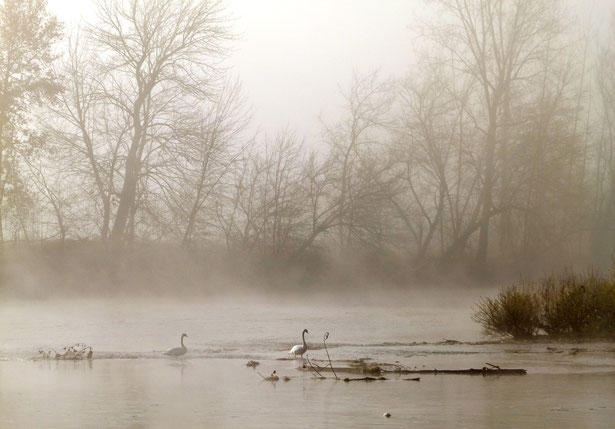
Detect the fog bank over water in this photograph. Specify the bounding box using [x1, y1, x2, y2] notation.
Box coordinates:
[2, 242, 506, 301]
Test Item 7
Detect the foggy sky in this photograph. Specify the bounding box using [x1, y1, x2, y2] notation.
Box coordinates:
[48, 0, 614, 146]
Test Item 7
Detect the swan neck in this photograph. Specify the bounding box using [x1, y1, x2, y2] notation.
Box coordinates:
[181, 335, 186, 349]
[302, 331, 307, 347]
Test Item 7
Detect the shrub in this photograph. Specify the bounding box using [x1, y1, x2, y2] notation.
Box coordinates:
[541, 271, 599, 336]
[472, 285, 541, 339]
[473, 270, 615, 339]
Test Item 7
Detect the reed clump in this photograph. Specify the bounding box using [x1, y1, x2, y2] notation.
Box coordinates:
[473, 270, 615, 339]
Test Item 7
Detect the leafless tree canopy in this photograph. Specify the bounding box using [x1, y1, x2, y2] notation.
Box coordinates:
[3, 0, 615, 284]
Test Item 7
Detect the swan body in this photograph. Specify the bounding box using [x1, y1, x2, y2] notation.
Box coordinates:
[164, 333, 188, 356]
[289, 328, 308, 357]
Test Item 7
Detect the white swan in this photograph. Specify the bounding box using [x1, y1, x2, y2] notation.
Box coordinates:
[289, 328, 308, 358]
[164, 333, 188, 356]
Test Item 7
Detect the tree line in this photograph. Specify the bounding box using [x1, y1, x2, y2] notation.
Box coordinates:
[2, 0, 615, 276]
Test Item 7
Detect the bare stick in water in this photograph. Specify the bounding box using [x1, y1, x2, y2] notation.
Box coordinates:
[323, 332, 339, 380]
[305, 355, 326, 378]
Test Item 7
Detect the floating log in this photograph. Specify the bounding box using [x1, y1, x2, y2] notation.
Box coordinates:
[343, 376, 388, 382]
[408, 368, 526, 375]
[300, 364, 526, 376]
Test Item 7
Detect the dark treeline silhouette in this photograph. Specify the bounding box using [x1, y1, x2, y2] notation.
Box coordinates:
[1, 0, 615, 293]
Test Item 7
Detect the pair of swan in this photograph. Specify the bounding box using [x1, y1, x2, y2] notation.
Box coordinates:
[164, 328, 309, 358]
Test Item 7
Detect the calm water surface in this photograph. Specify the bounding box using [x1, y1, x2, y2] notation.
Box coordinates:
[1, 296, 614, 428]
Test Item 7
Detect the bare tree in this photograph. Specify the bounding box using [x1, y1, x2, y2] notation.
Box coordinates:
[222, 132, 311, 255]
[322, 71, 394, 250]
[392, 65, 473, 261]
[21, 146, 69, 242]
[424, 0, 564, 265]
[47, 34, 124, 239]
[88, 0, 232, 241]
[151, 79, 251, 246]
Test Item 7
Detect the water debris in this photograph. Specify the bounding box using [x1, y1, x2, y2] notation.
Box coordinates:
[304, 357, 327, 379]
[300, 331, 341, 380]
[294, 333, 527, 381]
[38, 343, 93, 360]
[301, 361, 526, 376]
[246, 360, 260, 368]
[547, 346, 587, 355]
[322, 332, 339, 380]
[258, 370, 280, 382]
[343, 377, 387, 382]
[438, 339, 463, 345]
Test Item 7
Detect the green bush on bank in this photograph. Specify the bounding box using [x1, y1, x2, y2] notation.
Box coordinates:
[473, 271, 615, 339]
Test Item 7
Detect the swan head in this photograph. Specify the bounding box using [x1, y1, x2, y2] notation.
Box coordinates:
[303, 329, 309, 335]
[181, 333, 188, 339]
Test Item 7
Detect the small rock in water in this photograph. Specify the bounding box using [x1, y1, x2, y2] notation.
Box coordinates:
[264, 370, 279, 381]
[383, 412, 391, 418]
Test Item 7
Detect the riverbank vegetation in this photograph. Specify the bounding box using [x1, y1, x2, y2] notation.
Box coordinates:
[473, 271, 615, 339]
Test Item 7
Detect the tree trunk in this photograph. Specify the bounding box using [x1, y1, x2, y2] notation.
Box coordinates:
[0, 110, 6, 244]
[476, 109, 498, 265]
[110, 149, 140, 241]
[110, 94, 147, 241]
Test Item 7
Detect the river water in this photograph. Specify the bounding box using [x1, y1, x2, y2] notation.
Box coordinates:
[1, 295, 614, 428]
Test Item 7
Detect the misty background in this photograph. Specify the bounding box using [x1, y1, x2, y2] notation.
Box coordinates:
[2, 0, 615, 296]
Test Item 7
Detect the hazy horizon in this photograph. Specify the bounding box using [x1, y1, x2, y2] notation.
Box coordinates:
[45, 0, 613, 146]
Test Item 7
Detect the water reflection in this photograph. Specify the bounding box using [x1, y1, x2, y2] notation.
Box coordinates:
[167, 359, 189, 379]
[36, 358, 93, 372]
